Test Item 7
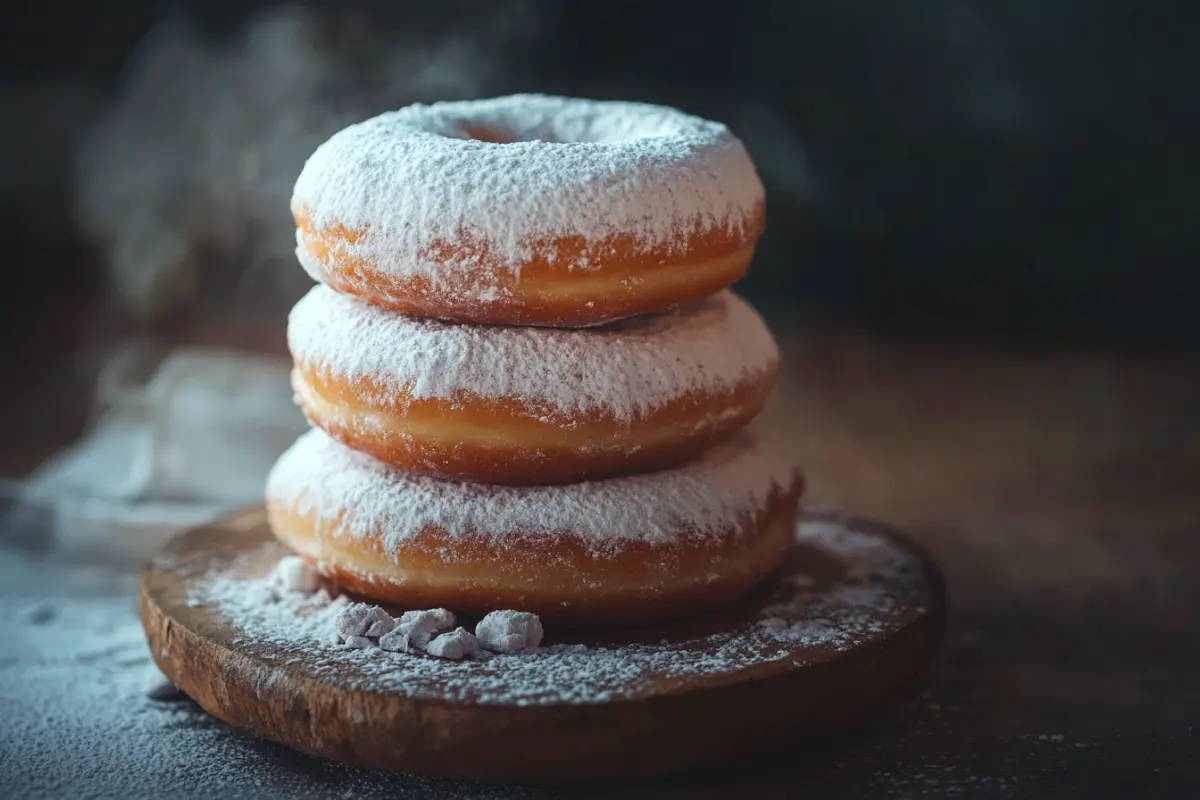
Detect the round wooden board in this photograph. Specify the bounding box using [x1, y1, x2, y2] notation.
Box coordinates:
[140, 508, 944, 783]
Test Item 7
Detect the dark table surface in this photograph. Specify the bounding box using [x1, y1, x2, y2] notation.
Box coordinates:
[1, 325, 1198, 798]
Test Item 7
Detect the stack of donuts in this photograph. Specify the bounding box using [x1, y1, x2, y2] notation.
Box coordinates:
[266, 95, 804, 626]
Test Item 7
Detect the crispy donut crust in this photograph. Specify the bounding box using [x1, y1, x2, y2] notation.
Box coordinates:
[291, 361, 778, 485]
[294, 207, 763, 327]
[266, 473, 803, 627]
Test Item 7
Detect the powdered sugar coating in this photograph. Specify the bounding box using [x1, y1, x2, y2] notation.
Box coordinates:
[288, 285, 778, 423]
[292, 94, 764, 274]
[267, 429, 796, 551]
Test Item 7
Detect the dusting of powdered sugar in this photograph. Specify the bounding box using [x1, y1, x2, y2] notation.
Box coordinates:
[292, 94, 764, 274]
[287, 285, 778, 422]
[266, 428, 798, 552]
[185, 515, 928, 706]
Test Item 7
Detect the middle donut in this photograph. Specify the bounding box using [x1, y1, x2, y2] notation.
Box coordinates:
[289, 284, 779, 485]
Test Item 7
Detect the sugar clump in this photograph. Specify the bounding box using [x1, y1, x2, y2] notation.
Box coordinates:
[475, 610, 544, 654]
[425, 628, 480, 660]
[269, 555, 321, 595]
[334, 603, 393, 641]
[397, 608, 456, 634]
[377, 627, 416, 653]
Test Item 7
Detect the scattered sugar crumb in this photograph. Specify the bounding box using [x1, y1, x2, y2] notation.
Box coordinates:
[426, 629, 480, 661]
[269, 555, 321, 595]
[475, 611, 544, 654]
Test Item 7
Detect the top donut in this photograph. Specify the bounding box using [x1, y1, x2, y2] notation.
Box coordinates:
[292, 94, 764, 327]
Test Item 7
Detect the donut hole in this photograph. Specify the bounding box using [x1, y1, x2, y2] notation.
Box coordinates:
[461, 124, 523, 144]
[398, 97, 723, 151]
[452, 116, 661, 146]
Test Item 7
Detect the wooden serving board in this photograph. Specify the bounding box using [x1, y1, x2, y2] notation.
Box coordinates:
[140, 508, 944, 782]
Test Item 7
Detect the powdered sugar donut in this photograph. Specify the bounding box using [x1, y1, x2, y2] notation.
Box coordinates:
[291, 94, 764, 327]
[265, 428, 803, 626]
[289, 284, 778, 484]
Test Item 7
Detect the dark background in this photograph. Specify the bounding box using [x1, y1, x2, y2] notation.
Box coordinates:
[3, 0, 1198, 348]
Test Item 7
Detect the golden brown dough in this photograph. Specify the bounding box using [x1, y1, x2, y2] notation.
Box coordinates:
[266, 429, 804, 626]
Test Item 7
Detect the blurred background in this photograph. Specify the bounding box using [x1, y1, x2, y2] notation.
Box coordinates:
[6, 0, 1198, 337]
[0, 0, 1197, 543]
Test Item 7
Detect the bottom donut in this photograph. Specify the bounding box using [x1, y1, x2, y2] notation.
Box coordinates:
[265, 429, 803, 626]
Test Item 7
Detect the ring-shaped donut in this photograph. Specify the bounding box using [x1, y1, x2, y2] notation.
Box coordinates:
[291, 94, 765, 327]
[288, 285, 779, 485]
[266, 428, 803, 626]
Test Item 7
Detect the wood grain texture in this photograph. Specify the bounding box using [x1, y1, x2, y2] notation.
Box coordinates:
[139, 509, 943, 782]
